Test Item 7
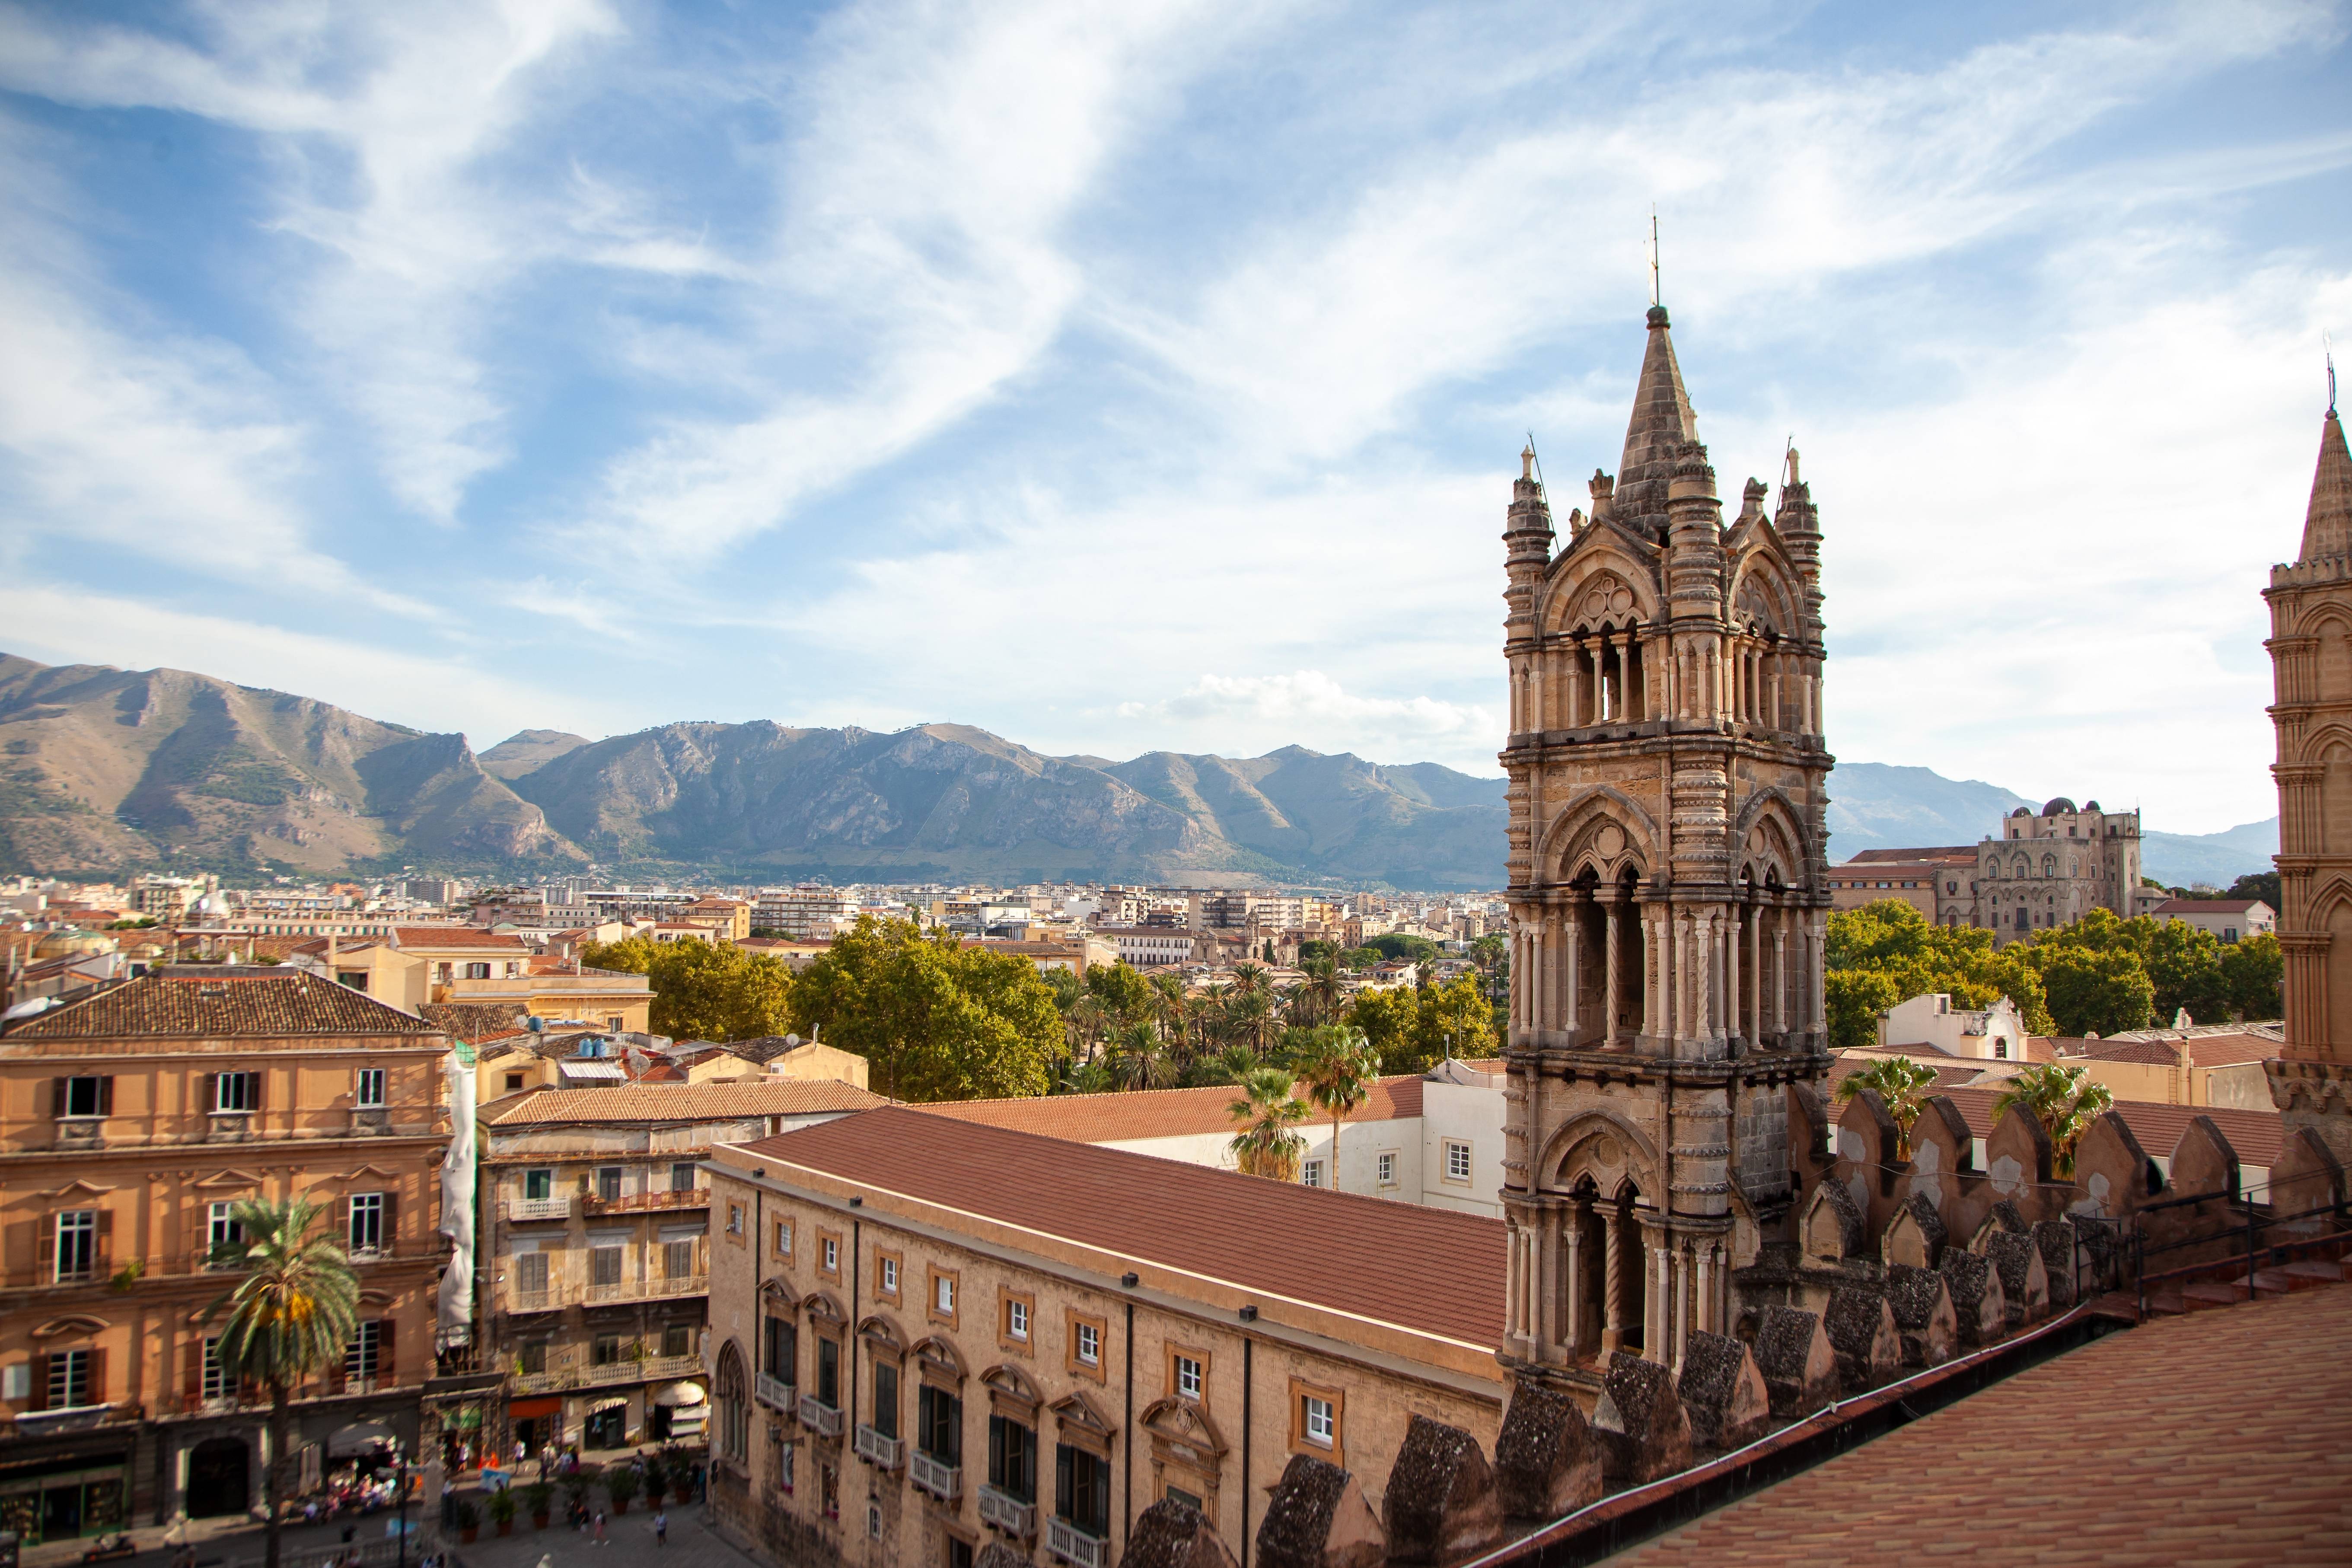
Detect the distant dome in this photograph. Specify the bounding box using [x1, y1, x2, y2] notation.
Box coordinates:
[2083, 800, 2101, 813]
[2009, 807, 2033, 818]
[2042, 797, 2076, 816]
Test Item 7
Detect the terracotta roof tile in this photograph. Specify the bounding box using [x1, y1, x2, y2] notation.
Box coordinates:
[418, 1002, 534, 1042]
[1931, 1086, 2284, 1166]
[2, 969, 438, 1039]
[735, 1106, 1504, 1346]
[488, 1080, 884, 1125]
[1610, 1285, 2352, 1565]
[911, 1074, 1425, 1141]
[393, 926, 530, 950]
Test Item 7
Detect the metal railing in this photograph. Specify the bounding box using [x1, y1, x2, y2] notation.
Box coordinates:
[978, 1486, 1036, 1537]
[582, 1190, 708, 1214]
[910, 1450, 959, 1502]
[507, 1286, 560, 1313]
[755, 1373, 795, 1412]
[2128, 1180, 2352, 1320]
[510, 1353, 702, 1394]
[1047, 1516, 1106, 1568]
[852, 1424, 901, 1469]
[507, 1197, 573, 1222]
[584, 1274, 708, 1305]
[798, 1394, 843, 1437]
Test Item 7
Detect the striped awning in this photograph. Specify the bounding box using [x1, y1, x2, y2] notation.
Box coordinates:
[590, 1396, 629, 1414]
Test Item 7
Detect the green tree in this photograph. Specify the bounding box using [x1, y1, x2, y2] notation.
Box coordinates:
[1468, 933, 1507, 971]
[1292, 1025, 1380, 1187]
[1362, 933, 1443, 966]
[1823, 899, 2057, 1048]
[1825, 968, 1906, 1055]
[202, 1197, 360, 1568]
[2219, 932, 2284, 1020]
[2035, 944, 2155, 1037]
[1296, 940, 1337, 966]
[2225, 870, 2282, 909]
[1103, 1021, 1177, 1091]
[1991, 1062, 2115, 1177]
[789, 917, 1058, 1101]
[578, 936, 795, 1041]
[1347, 988, 1416, 1071]
[1409, 975, 1498, 1071]
[1083, 961, 1154, 1028]
[1226, 1067, 1310, 1181]
[1832, 1057, 1938, 1156]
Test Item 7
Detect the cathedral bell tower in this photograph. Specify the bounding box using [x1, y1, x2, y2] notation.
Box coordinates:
[2264, 381, 2352, 1157]
[1496, 305, 1834, 1394]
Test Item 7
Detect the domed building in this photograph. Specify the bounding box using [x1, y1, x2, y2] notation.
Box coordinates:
[1970, 796, 2144, 943]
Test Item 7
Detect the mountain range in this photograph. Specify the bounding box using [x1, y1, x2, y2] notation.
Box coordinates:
[0, 651, 2276, 890]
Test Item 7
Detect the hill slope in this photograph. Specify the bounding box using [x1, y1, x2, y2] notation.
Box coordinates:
[0, 653, 580, 874]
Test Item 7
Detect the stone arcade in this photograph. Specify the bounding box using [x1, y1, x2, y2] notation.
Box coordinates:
[1495, 303, 1835, 1393]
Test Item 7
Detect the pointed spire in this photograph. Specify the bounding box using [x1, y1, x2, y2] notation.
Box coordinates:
[2303, 408, 2352, 564]
[1610, 306, 1699, 536]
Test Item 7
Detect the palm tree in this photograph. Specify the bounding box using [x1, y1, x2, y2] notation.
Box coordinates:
[1297, 955, 1347, 1028]
[1833, 1057, 1939, 1157]
[1992, 1061, 2115, 1177]
[1227, 1067, 1311, 1181]
[203, 1196, 360, 1568]
[1195, 1044, 1259, 1086]
[1293, 1026, 1380, 1188]
[1104, 1022, 1177, 1091]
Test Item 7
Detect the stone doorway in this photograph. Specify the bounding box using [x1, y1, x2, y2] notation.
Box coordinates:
[187, 1437, 250, 1518]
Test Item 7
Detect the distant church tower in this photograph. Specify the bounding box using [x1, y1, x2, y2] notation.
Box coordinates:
[2266, 376, 2352, 1154]
[1496, 305, 1834, 1391]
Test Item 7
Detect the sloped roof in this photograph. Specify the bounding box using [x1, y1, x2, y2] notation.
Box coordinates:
[912, 1074, 1425, 1142]
[488, 1080, 884, 1125]
[1932, 1086, 2283, 1167]
[2153, 899, 2266, 915]
[1842, 846, 1978, 864]
[393, 926, 529, 950]
[419, 1002, 533, 1042]
[2302, 407, 2352, 563]
[735, 1106, 1505, 1347]
[2, 969, 439, 1039]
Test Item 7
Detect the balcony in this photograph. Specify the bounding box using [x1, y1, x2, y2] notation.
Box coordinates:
[510, 1354, 701, 1396]
[853, 1424, 902, 1470]
[54, 1118, 106, 1151]
[755, 1373, 795, 1412]
[507, 1197, 573, 1222]
[207, 1112, 254, 1143]
[581, 1189, 708, 1215]
[507, 1286, 561, 1314]
[1047, 1517, 1106, 1568]
[910, 1450, 959, 1503]
[585, 1274, 707, 1306]
[798, 1394, 843, 1438]
[978, 1487, 1036, 1538]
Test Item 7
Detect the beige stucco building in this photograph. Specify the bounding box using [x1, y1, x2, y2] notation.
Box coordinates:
[700, 1107, 1505, 1568]
[1972, 799, 2144, 943]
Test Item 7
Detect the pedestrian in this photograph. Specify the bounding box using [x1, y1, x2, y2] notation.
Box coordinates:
[653, 1510, 666, 1548]
[594, 1511, 607, 1548]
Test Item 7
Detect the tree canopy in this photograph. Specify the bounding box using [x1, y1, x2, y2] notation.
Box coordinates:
[1345, 975, 1494, 1074]
[1360, 932, 1444, 966]
[787, 916, 1060, 1101]
[579, 934, 795, 1041]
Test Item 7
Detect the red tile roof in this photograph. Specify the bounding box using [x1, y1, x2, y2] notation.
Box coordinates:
[1931, 1086, 2285, 1167]
[912, 1074, 1425, 1141]
[735, 1106, 1504, 1347]
[2152, 899, 2266, 914]
[2, 969, 439, 1039]
[393, 926, 530, 950]
[488, 1080, 884, 1125]
[1842, 846, 1977, 863]
[1610, 1285, 2352, 1565]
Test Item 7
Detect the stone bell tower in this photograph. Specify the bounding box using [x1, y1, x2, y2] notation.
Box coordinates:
[1496, 305, 1835, 1396]
[2265, 378, 2352, 1157]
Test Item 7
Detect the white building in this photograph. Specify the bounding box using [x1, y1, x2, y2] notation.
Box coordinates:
[1877, 992, 2029, 1061]
[2151, 898, 2276, 944]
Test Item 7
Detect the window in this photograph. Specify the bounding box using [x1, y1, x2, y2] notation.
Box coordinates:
[1302, 1395, 1335, 1445]
[867, 1501, 882, 1540]
[818, 1463, 839, 1521]
[727, 1203, 745, 1237]
[816, 1338, 840, 1407]
[1444, 1140, 1473, 1183]
[1291, 1379, 1342, 1460]
[669, 1162, 698, 1192]
[207, 1201, 244, 1260]
[593, 1333, 623, 1366]
[1301, 1159, 1325, 1188]
[774, 1219, 794, 1258]
[213, 1072, 259, 1113]
[1004, 1295, 1030, 1345]
[46, 1348, 93, 1410]
[1165, 1485, 1203, 1512]
[764, 1316, 797, 1383]
[1376, 1151, 1397, 1187]
[608, 1015, 625, 1032]
[504, 1072, 526, 1092]
[355, 1068, 386, 1109]
[988, 1415, 1037, 1503]
[345, 1321, 383, 1382]
[877, 1253, 900, 1298]
[1070, 1314, 1102, 1375]
[591, 1245, 623, 1288]
[1055, 1444, 1111, 1536]
[664, 1323, 694, 1358]
[524, 1168, 554, 1201]
[54, 1210, 98, 1281]
[201, 1336, 229, 1402]
[463, 962, 492, 980]
[348, 1192, 385, 1255]
[778, 1438, 796, 1494]
[931, 1267, 957, 1322]
[596, 1166, 623, 1201]
[1173, 1353, 1203, 1402]
[516, 1252, 549, 1297]
[872, 1361, 899, 1440]
[820, 1232, 840, 1276]
[57, 1076, 112, 1119]
[917, 1384, 962, 1464]
[519, 1339, 548, 1374]
[664, 1239, 697, 1278]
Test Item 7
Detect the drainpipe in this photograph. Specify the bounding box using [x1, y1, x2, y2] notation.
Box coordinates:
[1240, 1338, 1252, 1568]
[1122, 1300, 1135, 1548]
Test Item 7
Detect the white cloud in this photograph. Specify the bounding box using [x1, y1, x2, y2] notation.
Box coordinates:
[1122, 670, 1492, 744]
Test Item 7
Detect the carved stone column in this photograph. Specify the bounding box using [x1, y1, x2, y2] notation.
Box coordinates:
[1603, 898, 1621, 1049]
[1563, 1205, 1584, 1360]
[1564, 901, 1583, 1037]
[1773, 918, 1788, 1034]
[1600, 1205, 1625, 1354]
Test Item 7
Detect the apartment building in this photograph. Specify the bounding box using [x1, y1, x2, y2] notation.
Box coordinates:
[480, 1082, 882, 1459]
[0, 969, 456, 1539]
[701, 1109, 1506, 1568]
[1095, 929, 1196, 969]
[756, 889, 862, 940]
[288, 932, 653, 1033]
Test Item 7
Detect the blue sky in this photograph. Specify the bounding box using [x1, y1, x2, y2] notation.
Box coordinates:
[1, 0, 2346, 835]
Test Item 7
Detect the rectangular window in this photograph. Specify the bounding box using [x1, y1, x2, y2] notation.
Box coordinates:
[596, 1166, 623, 1201]
[1174, 1354, 1202, 1401]
[214, 1072, 259, 1113]
[516, 1252, 549, 1295]
[1055, 1444, 1111, 1535]
[727, 1203, 745, 1237]
[1376, 1151, 1397, 1187]
[524, 1168, 554, 1201]
[207, 1201, 244, 1260]
[821, 1233, 840, 1275]
[774, 1219, 794, 1258]
[1301, 1158, 1325, 1188]
[354, 1068, 386, 1109]
[877, 1253, 899, 1297]
[59, 1076, 111, 1119]
[348, 1193, 385, 1255]
[1005, 1297, 1029, 1344]
[201, 1337, 229, 1402]
[519, 1340, 548, 1374]
[1302, 1395, 1334, 1445]
[987, 1415, 1037, 1502]
[669, 1162, 698, 1192]
[931, 1268, 956, 1320]
[817, 1338, 840, 1407]
[917, 1385, 962, 1464]
[1165, 1485, 1203, 1512]
[47, 1348, 92, 1410]
[591, 1245, 623, 1287]
[1444, 1141, 1472, 1182]
[663, 1323, 693, 1358]
[777, 1439, 795, 1495]
[764, 1316, 797, 1383]
[872, 1361, 899, 1440]
[505, 1071, 526, 1092]
[1074, 1320, 1100, 1369]
[345, 1322, 382, 1383]
[593, 1333, 621, 1366]
[463, 962, 492, 980]
[664, 1238, 696, 1278]
[54, 1210, 97, 1281]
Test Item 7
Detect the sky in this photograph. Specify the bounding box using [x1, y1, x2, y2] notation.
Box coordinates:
[0, 0, 2347, 836]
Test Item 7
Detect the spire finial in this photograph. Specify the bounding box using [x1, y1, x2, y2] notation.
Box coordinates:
[2328, 331, 2337, 418]
[1648, 206, 1660, 309]
[1521, 443, 1535, 479]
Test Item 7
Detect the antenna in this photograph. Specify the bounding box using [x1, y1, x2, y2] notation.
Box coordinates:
[1649, 207, 1661, 308]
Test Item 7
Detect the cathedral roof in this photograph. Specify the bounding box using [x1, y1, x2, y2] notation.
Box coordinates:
[1610, 305, 1699, 537]
[2302, 407, 2352, 564]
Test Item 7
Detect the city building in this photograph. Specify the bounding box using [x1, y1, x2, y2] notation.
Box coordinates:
[2151, 898, 2276, 943]
[700, 1107, 1507, 1568]
[756, 889, 862, 940]
[478, 1081, 881, 1457]
[1875, 993, 2029, 1061]
[1973, 799, 2144, 942]
[1826, 847, 1976, 924]
[0, 969, 459, 1538]
[1497, 303, 1835, 1391]
[1096, 929, 1196, 969]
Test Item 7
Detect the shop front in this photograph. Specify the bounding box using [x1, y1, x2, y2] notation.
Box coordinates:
[648, 1382, 705, 1446]
[0, 1452, 129, 1544]
[507, 1398, 562, 1462]
[580, 1396, 631, 1452]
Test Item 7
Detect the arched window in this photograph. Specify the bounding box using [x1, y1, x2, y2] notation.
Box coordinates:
[2042, 855, 2056, 878]
[714, 1341, 749, 1463]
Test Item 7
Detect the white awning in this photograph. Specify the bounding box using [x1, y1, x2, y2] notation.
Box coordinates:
[652, 1382, 704, 1408]
[589, 1396, 630, 1414]
[666, 1408, 707, 1430]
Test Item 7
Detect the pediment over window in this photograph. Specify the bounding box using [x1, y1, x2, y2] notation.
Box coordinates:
[44, 1178, 118, 1200]
[856, 1313, 905, 1356]
[1050, 1391, 1115, 1444]
[981, 1363, 1043, 1420]
[1138, 1396, 1227, 1459]
[801, 1291, 847, 1324]
[33, 1315, 110, 1340]
[759, 1275, 798, 1310]
[910, 1335, 966, 1382]
[195, 1170, 264, 1190]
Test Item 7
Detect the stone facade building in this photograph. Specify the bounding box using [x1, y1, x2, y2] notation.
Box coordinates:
[1973, 799, 2144, 943]
[1496, 304, 1836, 1396]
